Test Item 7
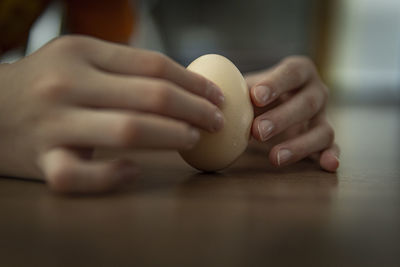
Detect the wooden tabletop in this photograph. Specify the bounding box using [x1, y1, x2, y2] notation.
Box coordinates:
[1, 104, 399, 267]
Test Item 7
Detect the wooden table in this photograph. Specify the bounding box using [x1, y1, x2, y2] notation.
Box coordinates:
[1, 104, 399, 267]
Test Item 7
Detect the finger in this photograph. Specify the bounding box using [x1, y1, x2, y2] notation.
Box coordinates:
[309, 152, 320, 162]
[250, 56, 319, 107]
[252, 82, 325, 142]
[319, 143, 340, 172]
[244, 69, 273, 89]
[268, 121, 335, 167]
[40, 147, 138, 193]
[49, 108, 201, 150]
[81, 38, 224, 106]
[72, 73, 224, 133]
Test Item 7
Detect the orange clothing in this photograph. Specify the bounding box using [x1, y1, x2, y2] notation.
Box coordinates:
[0, 0, 137, 56]
[65, 0, 136, 44]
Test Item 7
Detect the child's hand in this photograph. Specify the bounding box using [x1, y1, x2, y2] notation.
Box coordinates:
[245, 56, 339, 172]
[0, 35, 224, 193]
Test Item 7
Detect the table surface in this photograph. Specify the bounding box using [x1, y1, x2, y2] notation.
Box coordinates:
[1, 104, 399, 267]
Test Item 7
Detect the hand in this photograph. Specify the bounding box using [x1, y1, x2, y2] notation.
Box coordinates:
[245, 56, 339, 172]
[0, 35, 224, 193]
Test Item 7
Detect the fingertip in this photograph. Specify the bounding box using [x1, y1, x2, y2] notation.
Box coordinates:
[320, 152, 339, 172]
[207, 80, 225, 106]
[250, 85, 268, 107]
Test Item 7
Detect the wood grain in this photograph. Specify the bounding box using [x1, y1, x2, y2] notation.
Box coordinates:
[1, 104, 399, 267]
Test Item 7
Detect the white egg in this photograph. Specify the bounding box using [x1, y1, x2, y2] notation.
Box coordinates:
[179, 54, 254, 171]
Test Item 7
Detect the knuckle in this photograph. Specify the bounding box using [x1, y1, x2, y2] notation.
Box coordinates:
[149, 82, 174, 112]
[285, 55, 314, 68]
[304, 93, 320, 114]
[282, 59, 304, 83]
[32, 73, 71, 100]
[47, 35, 88, 53]
[115, 117, 140, 147]
[282, 56, 315, 80]
[299, 56, 314, 68]
[145, 52, 169, 77]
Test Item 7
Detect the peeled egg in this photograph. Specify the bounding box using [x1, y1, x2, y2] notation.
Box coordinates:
[179, 54, 254, 171]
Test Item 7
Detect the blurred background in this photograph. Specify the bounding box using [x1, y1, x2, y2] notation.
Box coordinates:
[1, 0, 400, 105]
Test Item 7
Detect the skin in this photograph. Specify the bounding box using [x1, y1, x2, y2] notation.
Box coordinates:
[245, 56, 340, 172]
[0, 36, 224, 193]
[0, 36, 339, 193]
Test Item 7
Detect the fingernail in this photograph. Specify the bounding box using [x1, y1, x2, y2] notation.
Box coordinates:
[212, 111, 224, 132]
[186, 128, 200, 149]
[208, 81, 224, 105]
[258, 120, 274, 141]
[277, 149, 293, 166]
[254, 85, 270, 105]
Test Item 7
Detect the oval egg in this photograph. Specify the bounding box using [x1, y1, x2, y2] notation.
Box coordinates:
[179, 54, 254, 171]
